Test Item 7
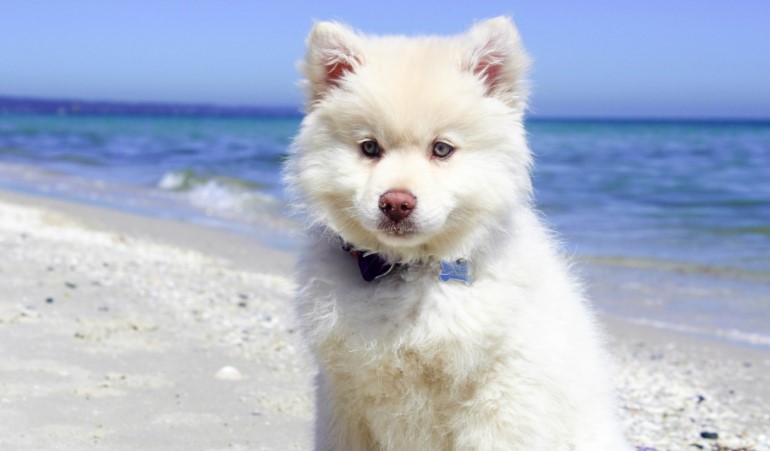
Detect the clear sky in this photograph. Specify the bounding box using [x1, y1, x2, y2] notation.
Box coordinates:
[2, 0, 769, 118]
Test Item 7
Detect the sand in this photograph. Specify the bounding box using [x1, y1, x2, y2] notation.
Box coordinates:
[0, 189, 768, 451]
[0, 191, 312, 451]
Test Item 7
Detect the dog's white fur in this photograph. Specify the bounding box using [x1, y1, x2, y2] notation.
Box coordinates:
[285, 17, 629, 450]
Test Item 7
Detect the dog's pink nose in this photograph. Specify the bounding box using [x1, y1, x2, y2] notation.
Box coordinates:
[379, 190, 416, 223]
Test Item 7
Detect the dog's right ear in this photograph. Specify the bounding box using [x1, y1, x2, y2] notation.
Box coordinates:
[301, 21, 363, 106]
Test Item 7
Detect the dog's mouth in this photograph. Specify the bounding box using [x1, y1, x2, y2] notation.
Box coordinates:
[378, 219, 418, 237]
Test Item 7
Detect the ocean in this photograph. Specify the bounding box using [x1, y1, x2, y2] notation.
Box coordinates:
[1, 113, 769, 348]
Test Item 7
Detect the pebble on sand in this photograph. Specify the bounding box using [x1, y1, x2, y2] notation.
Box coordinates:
[214, 366, 243, 381]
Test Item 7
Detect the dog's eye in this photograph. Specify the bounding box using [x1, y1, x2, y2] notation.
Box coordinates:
[432, 141, 454, 158]
[360, 140, 381, 158]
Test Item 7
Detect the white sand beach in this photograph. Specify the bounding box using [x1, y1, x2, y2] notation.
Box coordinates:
[1, 189, 768, 451]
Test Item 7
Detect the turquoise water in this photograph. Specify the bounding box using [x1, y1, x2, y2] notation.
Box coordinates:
[1, 114, 769, 346]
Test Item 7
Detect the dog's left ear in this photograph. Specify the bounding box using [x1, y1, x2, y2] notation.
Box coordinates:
[300, 21, 363, 107]
[464, 17, 531, 108]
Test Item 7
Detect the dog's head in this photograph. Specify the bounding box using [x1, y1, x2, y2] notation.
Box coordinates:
[286, 17, 533, 262]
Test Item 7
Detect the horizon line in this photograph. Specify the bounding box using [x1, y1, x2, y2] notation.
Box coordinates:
[1, 94, 769, 123]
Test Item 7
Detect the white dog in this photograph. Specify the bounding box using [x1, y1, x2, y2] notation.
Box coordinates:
[285, 17, 629, 450]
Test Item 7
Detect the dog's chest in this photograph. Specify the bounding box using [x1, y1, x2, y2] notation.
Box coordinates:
[319, 269, 493, 394]
[308, 261, 510, 444]
[320, 332, 482, 436]
[317, 284, 500, 419]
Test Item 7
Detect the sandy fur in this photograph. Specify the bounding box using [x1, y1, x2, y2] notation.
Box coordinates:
[285, 17, 629, 450]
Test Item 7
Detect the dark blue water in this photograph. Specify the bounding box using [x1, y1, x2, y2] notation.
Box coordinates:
[0, 114, 295, 196]
[1, 113, 769, 346]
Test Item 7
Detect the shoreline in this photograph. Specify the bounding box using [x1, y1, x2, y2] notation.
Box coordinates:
[0, 188, 296, 276]
[1, 188, 769, 449]
[4, 182, 768, 352]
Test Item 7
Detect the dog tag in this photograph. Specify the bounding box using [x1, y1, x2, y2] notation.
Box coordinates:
[439, 259, 471, 284]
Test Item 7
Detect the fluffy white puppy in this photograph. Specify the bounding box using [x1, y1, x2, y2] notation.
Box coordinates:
[285, 17, 629, 451]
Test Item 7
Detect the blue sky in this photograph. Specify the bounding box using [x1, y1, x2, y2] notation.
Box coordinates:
[1, 0, 769, 118]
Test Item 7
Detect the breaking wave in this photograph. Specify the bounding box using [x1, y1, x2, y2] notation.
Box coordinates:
[158, 169, 282, 218]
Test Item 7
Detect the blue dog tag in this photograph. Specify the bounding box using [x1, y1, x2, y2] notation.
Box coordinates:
[439, 259, 471, 284]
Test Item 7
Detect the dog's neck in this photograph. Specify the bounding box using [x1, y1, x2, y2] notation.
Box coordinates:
[340, 239, 472, 284]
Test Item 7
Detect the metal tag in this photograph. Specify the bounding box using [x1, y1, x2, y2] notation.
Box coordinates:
[438, 259, 471, 284]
